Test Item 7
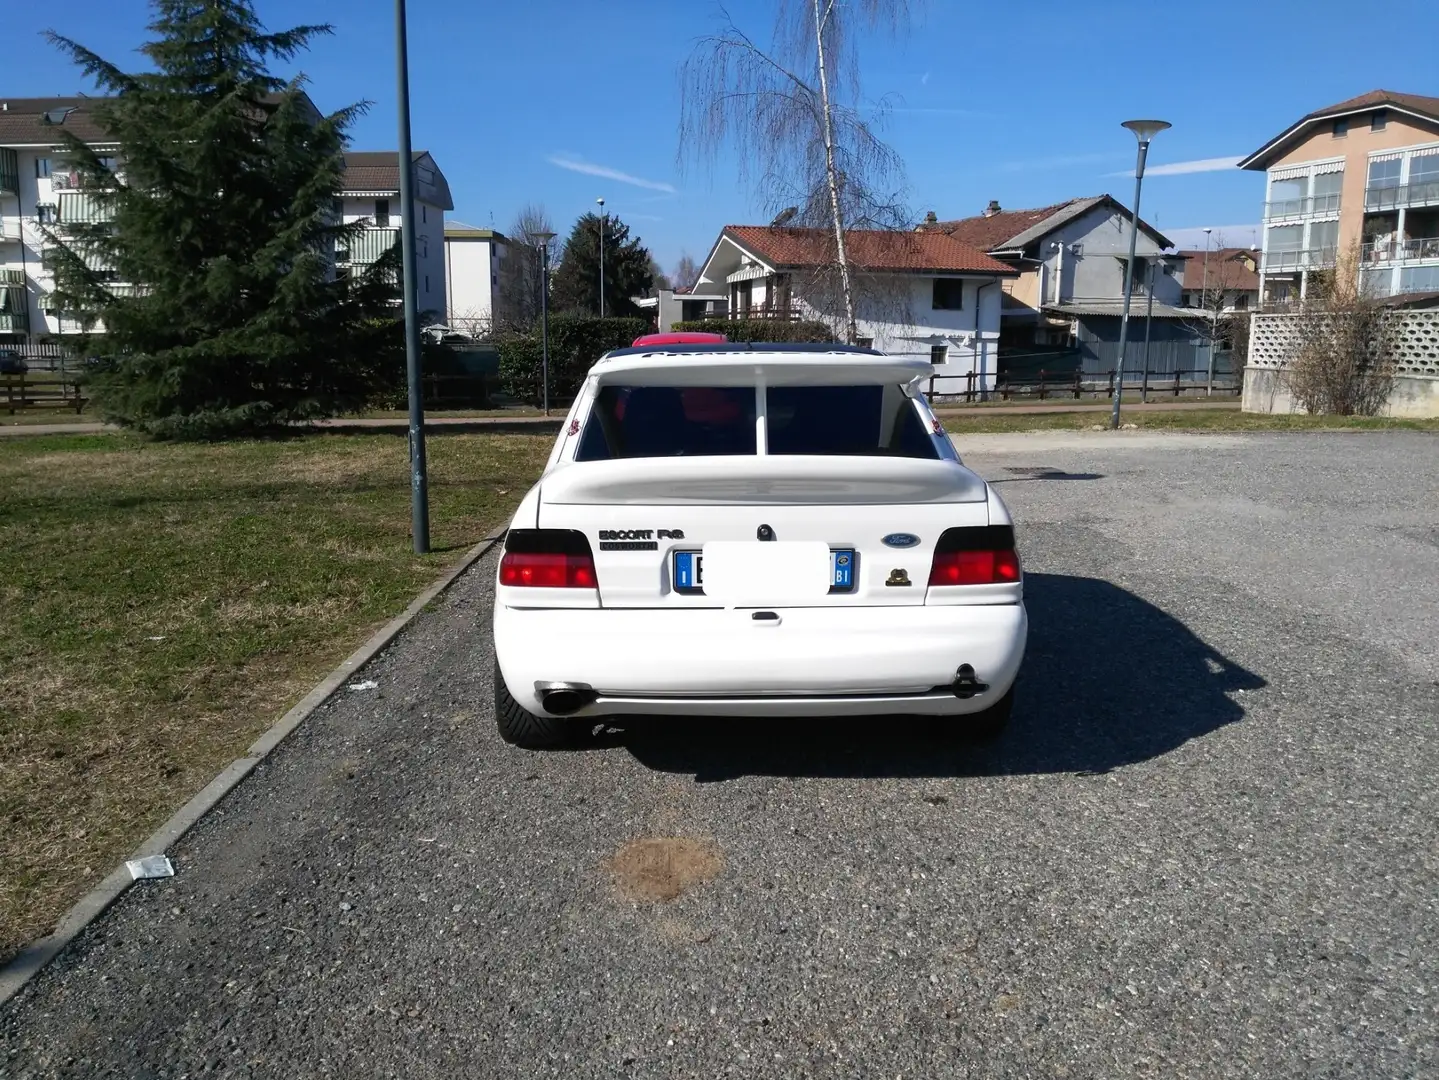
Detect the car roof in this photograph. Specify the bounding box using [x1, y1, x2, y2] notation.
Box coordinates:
[591, 345, 932, 386]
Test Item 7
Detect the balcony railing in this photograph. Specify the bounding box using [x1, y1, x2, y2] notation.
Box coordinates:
[1263, 192, 1342, 219]
[704, 306, 802, 321]
[50, 171, 116, 193]
[1365, 179, 1439, 212]
[1261, 247, 1338, 272]
[1361, 236, 1439, 263]
[1, 269, 23, 286]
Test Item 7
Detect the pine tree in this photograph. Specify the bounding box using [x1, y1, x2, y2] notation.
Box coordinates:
[549, 213, 655, 318]
[44, 1, 401, 438]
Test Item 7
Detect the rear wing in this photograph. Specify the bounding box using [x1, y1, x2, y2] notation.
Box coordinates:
[589, 350, 933, 388]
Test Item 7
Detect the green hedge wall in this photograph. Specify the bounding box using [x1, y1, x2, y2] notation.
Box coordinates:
[671, 318, 837, 343]
[497, 315, 650, 404]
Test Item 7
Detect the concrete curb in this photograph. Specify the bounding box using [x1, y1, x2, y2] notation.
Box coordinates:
[0, 531, 506, 1009]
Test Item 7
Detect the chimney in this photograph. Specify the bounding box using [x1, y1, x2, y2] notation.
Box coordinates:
[924, 210, 937, 224]
[983, 199, 1001, 217]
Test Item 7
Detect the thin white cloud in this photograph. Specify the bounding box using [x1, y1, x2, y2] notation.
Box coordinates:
[886, 106, 990, 116]
[1107, 155, 1243, 178]
[920, 71, 930, 86]
[546, 154, 676, 194]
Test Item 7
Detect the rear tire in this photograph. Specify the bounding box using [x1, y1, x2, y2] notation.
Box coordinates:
[966, 687, 1014, 740]
[494, 662, 586, 749]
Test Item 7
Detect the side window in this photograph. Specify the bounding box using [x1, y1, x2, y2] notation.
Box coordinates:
[932, 279, 965, 310]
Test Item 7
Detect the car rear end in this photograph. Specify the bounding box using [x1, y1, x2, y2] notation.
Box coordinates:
[492, 345, 1027, 734]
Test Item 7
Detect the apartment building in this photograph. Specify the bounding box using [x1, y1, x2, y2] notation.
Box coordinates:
[1, 94, 452, 345]
[338, 151, 452, 323]
[1240, 89, 1439, 305]
[0, 97, 116, 342]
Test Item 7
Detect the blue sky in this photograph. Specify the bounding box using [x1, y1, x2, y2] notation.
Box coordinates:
[10, 0, 1439, 272]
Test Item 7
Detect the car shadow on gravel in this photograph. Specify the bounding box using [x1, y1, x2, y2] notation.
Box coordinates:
[609, 572, 1266, 781]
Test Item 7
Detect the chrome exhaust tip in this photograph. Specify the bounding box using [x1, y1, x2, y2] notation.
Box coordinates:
[536, 681, 598, 716]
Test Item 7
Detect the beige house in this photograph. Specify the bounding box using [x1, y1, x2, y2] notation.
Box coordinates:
[1239, 90, 1439, 305]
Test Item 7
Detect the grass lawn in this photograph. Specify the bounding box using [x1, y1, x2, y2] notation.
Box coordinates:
[0, 429, 552, 962]
[937, 408, 1439, 434]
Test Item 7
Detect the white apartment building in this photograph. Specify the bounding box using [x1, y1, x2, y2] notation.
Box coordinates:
[1, 95, 453, 345]
[443, 222, 509, 335]
[0, 97, 118, 342]
[338, 151, 452, 323]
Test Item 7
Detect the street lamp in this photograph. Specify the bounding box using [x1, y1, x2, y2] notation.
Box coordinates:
[1109, 118, 1171, 430]
[596, 197, 606, 318]
[534, 230, 557, 416]
[395, 0, 428, 553]
[1202, 226, 1216, 396]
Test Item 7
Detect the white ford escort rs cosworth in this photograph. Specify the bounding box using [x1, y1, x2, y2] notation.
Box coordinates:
[491, 342, 1028, 748]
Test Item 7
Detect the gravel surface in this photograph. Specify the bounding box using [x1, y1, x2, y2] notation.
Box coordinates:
[3, 431, 1437, 1079]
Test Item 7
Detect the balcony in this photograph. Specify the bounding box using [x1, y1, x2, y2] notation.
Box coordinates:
[1365, 179, 1439, 212]
[704, 306, 802, 321]
[343, 226, 400, 265]
[1361, 236, 1439, 263]
[1263, 192, 1342, 220]
[50, 171, 116, 193]
[1261, 247, 1338, 272]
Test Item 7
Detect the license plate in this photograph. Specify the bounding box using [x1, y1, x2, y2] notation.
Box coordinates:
[673, 547, 855, 595]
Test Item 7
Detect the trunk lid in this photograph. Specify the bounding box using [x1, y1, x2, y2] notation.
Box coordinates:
[538, 457, 990, 608]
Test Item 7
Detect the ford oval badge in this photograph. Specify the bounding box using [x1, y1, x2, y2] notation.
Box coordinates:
[882, 533, 920, 548]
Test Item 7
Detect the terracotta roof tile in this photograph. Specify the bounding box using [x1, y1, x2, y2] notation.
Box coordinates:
[1240, 89, 1439, 170]
[922, 199, 1082, 251]
[724, 225, 1017, 275]
[0, 96, 113, 145]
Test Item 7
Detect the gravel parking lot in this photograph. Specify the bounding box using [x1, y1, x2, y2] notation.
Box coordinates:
[3, 431, 1436, 1079]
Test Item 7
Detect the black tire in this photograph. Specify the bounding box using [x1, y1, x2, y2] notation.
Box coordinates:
[493, 663, 586, 749]
[966, 686, 1014, 741]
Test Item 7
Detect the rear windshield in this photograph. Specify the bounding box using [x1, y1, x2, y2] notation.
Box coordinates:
[575, 386, 757, 459]
[575, 383, 939, 460]
[766, 385, 936, 457]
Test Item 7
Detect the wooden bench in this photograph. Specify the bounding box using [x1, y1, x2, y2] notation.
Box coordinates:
[1, 374, 88, 415]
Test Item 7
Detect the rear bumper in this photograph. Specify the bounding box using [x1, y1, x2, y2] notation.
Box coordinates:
[494, 602, 1027, 718]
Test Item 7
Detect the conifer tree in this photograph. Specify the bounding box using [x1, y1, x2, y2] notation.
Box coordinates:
[549, 213, 655, 318]
[45, 0, 400, 437]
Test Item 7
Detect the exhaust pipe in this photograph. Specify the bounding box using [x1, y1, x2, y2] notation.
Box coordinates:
[951, 664, 989, 700]
[536, 682, 598, 715]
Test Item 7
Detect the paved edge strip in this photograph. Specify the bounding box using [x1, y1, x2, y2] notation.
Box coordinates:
[0, 531, 507, 1009]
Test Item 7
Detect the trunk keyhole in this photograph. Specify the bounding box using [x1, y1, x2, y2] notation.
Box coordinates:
[756, 524, 776, 541]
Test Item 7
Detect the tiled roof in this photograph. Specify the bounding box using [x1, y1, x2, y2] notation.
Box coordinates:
[1175, 248, 1260, 291]
[723, 225, 1017, 275]
[924, 195, 1173, 254]
[0, 96, 114, 145]
[341, 150, 454, 210]
[1239, 89, 1439, 170]
[922, 199, 1084, 251]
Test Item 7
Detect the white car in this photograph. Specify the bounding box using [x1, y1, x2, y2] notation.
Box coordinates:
[491, 343, 1027, 748]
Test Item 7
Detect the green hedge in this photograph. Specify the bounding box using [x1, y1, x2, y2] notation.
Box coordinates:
[497, 316, 650, 404]
[671, 318, 836, 343]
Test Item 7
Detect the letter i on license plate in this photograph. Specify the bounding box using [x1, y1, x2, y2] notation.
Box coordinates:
[673, 549, 854, 594]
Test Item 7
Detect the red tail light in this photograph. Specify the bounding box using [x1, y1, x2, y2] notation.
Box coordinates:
[499, 529, 598, 588]
[500, 552, 597, 588]
[928, 525, 1021, 586]
[928, 548, 1020, 586]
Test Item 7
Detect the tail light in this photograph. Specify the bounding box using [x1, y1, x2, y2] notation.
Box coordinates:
[928, 525, 1021, 586]
[500, 529, 597, 588]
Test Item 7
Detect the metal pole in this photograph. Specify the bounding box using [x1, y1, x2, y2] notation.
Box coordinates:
[540, 245, 551, 417]
[1202, 233, 1214, 396]
[598, 209, 606, 318]
[1109, 138, 1151, 430]
[1140, 258, 1156, 403]
[395, 0, 429, 553]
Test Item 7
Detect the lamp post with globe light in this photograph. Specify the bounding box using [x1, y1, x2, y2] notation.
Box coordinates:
[1109, 119, 1171, 430]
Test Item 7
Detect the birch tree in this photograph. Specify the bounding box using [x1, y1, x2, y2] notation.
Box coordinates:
[680, 0, 914, 343]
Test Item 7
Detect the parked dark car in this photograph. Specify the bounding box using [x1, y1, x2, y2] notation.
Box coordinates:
[0, 349, 29, 375]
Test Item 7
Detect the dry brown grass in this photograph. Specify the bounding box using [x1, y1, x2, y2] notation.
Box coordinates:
[0, 430, 552, 961]
[607, 838, 725, 903]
